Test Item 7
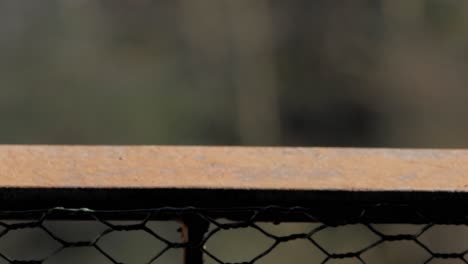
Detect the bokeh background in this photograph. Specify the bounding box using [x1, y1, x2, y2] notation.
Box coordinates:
[1, 0, 468, 263]
[2, 0, 468, 147]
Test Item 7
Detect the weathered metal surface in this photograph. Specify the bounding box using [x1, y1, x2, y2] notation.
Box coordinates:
[0, 146, 466, 191]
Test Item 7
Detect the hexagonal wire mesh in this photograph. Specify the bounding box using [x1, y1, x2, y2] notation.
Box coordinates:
[0, 205, 467, 264]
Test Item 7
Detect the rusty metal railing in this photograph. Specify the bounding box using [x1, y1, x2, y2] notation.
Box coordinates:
[0, 146, 468, 263]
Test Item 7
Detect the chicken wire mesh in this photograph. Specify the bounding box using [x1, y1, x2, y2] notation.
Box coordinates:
[0, 204, 467, 264]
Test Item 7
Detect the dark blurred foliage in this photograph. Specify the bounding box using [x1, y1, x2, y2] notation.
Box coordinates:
[1, 0, 468, 147]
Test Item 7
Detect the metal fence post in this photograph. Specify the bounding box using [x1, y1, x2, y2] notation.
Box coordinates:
[182, 215, 210, 264]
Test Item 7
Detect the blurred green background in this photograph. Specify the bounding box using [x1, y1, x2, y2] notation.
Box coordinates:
[2, 0, 468, 147]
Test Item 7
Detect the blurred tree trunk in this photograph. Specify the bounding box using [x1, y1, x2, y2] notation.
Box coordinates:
[178, 0, 237, 143]
[179, 0, 281, 145]
[226, 0, 281, 145]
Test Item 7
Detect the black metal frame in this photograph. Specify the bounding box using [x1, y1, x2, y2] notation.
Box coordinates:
[1, 188, 467, 221]
[1, 188, 468, 263]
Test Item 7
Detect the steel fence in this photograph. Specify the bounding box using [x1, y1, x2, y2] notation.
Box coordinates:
[0, 146, 467, 263]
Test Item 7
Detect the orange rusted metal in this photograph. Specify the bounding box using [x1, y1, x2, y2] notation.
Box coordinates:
[0, 145, 466, 191]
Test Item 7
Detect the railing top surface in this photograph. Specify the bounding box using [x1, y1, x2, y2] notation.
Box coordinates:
[0, 145, 465, 192]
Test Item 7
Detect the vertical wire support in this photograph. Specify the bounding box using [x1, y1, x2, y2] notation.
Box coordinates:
[182, 214, 210, 264]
